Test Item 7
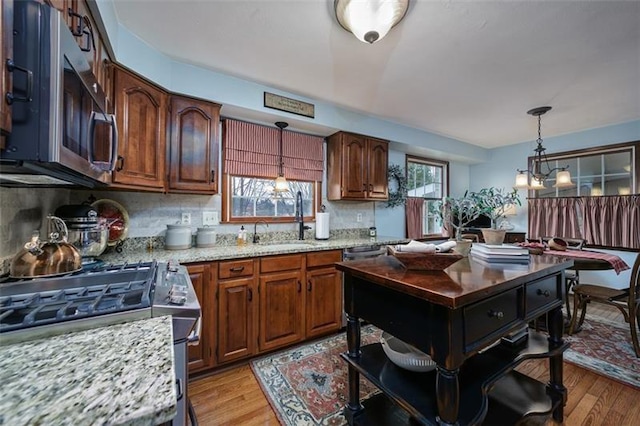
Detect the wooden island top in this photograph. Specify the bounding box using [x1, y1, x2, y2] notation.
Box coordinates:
[336, 254, 574, 309]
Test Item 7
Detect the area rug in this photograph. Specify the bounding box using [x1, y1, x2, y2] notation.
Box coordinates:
[250, 325, 382, 425]
[251, 315, 639, 426]
[564, 314, 639, 389]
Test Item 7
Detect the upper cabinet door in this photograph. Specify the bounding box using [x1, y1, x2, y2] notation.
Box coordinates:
[112, 66, 167, 191]
[341, 134, 367, 199]
[366, 137, 389, 199]
[168, 96, 220, 194]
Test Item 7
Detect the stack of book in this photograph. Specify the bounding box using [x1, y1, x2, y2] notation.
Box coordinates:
[470, 243, 530, 264]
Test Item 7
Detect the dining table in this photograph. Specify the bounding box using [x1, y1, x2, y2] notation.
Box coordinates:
[533, 248, 630, 320]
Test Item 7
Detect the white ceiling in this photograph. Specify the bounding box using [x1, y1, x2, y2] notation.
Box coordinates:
[111, 0, 640, 149]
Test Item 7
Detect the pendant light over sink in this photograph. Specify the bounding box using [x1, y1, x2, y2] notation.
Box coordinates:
[274, 121, 289, 193]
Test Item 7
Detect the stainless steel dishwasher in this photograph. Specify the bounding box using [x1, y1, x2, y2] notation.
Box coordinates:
[341, 245, 388, 326]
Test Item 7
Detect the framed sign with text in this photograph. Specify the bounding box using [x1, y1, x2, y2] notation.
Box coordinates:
[264, 92, 315, 118]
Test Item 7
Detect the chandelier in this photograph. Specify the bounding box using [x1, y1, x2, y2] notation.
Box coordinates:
[334, 0, 409, 44]
[514, 106, 574, 190]
[274, 121, 289, 193]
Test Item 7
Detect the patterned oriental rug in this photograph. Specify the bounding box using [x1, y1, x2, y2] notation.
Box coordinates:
[251, 316, 639, 426]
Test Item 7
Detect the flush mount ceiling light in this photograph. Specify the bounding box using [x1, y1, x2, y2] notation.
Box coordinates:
[335, 0, 409, 44]
[274, 121, 289, 193]
[515, 106, 574, 190]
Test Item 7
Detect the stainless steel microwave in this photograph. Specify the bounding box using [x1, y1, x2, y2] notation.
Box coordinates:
[0, 0, 117, 187]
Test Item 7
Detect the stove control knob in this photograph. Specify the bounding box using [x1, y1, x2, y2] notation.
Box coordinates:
[169, 288, 188, 305]
[167, 260, 180, 273]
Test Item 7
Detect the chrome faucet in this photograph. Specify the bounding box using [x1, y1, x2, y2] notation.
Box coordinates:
[252, 220, 268, 244]
[295, 191, 311, 240]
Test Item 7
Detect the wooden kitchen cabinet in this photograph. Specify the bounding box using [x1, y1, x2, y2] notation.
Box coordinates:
[0, 0, 12, 149]
[217, 259, 258, 364]
[305, 250, 343, 338]
[258, 254, 305, 352]
[111, 65, 168, 191]
[326, 131, 389, 201]
[186, 263, 216, 373]
[168, 95, 221, 194]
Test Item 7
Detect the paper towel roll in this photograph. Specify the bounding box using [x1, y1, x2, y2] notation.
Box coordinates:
[315, 212, 330, 240]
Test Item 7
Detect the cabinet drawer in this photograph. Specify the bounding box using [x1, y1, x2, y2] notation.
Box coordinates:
[464, 289, 519, 348]
[307, 250, 342, 268]
[219, 259, 254, 279]
[261, 254, 304, 273]
[526, 276, 560, 316]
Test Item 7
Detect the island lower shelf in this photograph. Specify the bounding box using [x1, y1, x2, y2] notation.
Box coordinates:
[341, 331, 568, 425]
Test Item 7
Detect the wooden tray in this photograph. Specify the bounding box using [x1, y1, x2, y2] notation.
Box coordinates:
[388, 246, 463, 270]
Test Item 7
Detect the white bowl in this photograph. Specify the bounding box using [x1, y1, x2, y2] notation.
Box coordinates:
[380, 332, 436, 372]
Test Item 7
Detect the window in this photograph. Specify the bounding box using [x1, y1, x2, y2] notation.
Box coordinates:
[406, 156, 449, 236]
[533, 142, 638, 198]
[229, 177, 315, 221]
[222, 119, 324, 223]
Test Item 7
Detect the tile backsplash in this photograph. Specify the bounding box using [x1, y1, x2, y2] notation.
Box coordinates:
[0, 187, 377, 261]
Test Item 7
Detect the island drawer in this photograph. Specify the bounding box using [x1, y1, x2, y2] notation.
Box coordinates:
[525, 276, 560, 317]
[219, 259, 255, 279]
[306, 250, 342, 268]
[464, 289, 519, 348]
[260, 254, 304, 273]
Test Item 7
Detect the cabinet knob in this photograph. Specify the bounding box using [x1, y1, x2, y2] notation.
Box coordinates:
[488, 309, 504, 320]
[210, 170, 215, 183]
[247, 288, 253, 301]
[297, 280, 302, 292]
[537, 289, 551, 297]
[229, 266, 245, 272]
[115, 155, 125, 171]
[307, 280, 312, 292]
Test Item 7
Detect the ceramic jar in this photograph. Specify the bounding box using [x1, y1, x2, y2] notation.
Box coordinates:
[196, 227, 217, 248]
[165, 224, 192, 250]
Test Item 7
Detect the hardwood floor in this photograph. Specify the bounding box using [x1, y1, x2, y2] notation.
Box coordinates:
[189, 304, 639, 426]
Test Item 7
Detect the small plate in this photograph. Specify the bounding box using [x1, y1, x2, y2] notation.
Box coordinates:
[91, 199, 130, 246]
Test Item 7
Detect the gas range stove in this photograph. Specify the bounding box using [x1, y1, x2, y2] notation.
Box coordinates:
[0, 260, 201, 345]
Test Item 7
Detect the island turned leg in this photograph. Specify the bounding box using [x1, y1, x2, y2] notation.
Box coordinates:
[435, 366, 460, 426]
[547, 306, 568, 422]
[344, 313, 363, 425]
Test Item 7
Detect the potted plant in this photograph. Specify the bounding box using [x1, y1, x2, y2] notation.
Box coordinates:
[435, 192, 483, 255]
[474, 187, 521, 245]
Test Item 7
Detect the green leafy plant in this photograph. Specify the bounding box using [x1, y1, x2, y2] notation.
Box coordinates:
[434, 192, 483, 241]
[473, 187, 521, 229]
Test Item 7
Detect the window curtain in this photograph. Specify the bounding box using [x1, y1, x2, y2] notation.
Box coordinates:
[528, 197, 582, 240]
[406, 197, 424, 239]
[582, 195, 640, 249]
[223, 119, 324, 181]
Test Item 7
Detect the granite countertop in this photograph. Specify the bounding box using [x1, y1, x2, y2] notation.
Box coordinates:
[0, 316, 176, 426]
[99, 236, 409, 265]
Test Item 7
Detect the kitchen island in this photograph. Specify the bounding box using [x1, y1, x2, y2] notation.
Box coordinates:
[0, 316, 176, 426]
[337, 254, 574, 425]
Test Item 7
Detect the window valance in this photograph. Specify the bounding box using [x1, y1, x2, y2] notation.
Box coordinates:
[528, 195, 640, 249]
[223, 119, 324, 182]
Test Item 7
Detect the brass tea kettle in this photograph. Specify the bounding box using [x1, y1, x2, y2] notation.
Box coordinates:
[10, 216, 82, 278]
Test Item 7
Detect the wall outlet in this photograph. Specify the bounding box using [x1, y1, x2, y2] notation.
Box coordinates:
[356, 213, 363, 222]
[181, 212, 191, 225]
[202, 211, 219, 226]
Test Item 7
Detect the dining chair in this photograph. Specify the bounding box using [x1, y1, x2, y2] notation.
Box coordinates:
[539, 237, 587, 318]
[568, 252, 640, 357]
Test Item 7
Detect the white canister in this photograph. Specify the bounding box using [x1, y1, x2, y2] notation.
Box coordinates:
[165, 224, 192, 250]
[196, 227, 217, 248]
